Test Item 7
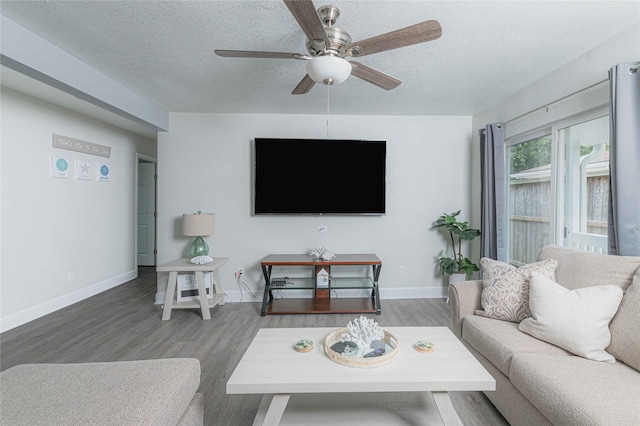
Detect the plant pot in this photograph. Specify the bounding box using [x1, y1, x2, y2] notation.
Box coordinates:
[447, 273, 469, 284]
[444, 273, 468, 303]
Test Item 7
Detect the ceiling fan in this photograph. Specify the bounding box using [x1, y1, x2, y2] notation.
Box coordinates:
[215, 0, 442, 95]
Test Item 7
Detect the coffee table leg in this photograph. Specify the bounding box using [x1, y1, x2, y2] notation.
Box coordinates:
[253, 394, 291, 426]
[432, 391, 463, 426]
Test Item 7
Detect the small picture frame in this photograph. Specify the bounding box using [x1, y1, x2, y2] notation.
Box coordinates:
[76, 159, 92, 180]
[51, 155, 70, 178]
[97, 162, 110, 181]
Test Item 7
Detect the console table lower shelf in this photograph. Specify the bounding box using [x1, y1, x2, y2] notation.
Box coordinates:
[264, 297, 377, 315]
[260, 254, 382, 316]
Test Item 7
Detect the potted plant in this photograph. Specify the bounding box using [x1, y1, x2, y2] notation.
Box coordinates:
[433, 210, 481, 279]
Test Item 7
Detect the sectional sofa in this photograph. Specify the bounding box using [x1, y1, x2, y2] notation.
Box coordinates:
[448, 245, 640, 426]
[0, 358, 203, 425]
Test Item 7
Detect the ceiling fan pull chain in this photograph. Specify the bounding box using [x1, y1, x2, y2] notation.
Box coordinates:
[326, 85, 330, 138]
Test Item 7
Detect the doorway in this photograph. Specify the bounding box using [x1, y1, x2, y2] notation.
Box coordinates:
[137, 154, 157, 266]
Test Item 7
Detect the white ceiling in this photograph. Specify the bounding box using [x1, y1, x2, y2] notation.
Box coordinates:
[1, 0, 639, 122]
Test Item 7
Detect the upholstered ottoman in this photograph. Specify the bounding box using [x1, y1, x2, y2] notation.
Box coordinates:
[0, 358, 203, 425]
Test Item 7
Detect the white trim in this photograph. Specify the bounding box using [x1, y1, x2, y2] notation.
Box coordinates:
[0, 269, 138, 333]
[552, 107, 610, 249]
[379, 286, 448, 299]
[505, 127, 551, 148]
[156, 286, 448, 304]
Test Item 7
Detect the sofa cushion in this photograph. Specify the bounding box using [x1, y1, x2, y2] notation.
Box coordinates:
[607, 269, 640, 370]
[518, 275, 623, 363]
[177, 393, 204, 426]
[537, 245, 640, 291]
[476, 258, 558, 322]
[462, 314, 570, 377]
[0, 358, 201, 426]
[510, 353, 640, 426]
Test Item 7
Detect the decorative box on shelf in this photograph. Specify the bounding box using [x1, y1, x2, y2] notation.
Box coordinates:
[177, 272, 215, 302]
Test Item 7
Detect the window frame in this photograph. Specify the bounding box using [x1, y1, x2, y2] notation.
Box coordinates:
[551, 106, 609, 246]
[503, 105, 609, 263]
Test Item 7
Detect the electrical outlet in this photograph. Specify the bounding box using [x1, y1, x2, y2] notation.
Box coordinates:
[235, 268, 244, 279]
[399, 266, 405, 276]
[68, 272, 75, 282]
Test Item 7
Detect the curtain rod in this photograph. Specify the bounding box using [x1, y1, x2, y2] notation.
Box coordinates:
[503, 78, 608, 126]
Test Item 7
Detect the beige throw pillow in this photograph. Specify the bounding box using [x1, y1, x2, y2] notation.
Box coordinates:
[475, 258, 558, 322]
[607, 269, 640, 370]
[518, 274, 623, 363]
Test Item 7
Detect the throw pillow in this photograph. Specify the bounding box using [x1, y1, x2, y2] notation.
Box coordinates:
[475, 258, 558, 322]
[518, 274, 623, 363]
[606, 270, 640, 370]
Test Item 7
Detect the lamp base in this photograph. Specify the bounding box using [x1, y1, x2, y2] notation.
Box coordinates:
[189, 236, 209, 258]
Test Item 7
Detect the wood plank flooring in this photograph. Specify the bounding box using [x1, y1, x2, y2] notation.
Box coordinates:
[1, 267, 508, 426]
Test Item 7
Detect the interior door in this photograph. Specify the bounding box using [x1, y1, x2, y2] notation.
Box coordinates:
[138, 161, 157, 266]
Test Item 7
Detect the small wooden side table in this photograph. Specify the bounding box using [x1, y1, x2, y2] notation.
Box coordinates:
[157, 257, 228, 320]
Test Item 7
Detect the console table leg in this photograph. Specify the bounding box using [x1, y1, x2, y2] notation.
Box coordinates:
[260, 265, 272, 316]
[162, 271, 178, 321]
[432, 391, 463, 426]
[372, 264, 382, 315]
[195, 271, 211, 320]
[253, 393, 290, 426]
[213, 269, 225, 305]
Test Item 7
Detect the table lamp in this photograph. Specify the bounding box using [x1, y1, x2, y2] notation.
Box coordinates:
[182, 211, 215, 258]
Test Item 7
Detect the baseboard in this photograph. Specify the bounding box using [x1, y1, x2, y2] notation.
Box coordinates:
[0, 269, 138, 333]
[155, 286, 447, 304]
[379, 286, 447, 299]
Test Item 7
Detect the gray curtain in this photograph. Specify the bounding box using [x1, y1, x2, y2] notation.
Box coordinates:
[608, 61, 640, 256]
[480, 123, 507, 262]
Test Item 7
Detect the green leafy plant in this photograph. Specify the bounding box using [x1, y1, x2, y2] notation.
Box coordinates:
[433, 210, 481, 276]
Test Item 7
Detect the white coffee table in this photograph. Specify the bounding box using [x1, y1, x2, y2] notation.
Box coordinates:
[226, 327, 495, 426]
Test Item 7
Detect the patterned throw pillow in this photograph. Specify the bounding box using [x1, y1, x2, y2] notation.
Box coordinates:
[475, 258, 558, 322]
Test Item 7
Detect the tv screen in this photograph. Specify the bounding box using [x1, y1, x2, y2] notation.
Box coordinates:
[254, 138, 386, 215]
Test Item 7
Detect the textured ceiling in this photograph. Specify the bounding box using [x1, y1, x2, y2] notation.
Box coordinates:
[1, 0, 639, 119]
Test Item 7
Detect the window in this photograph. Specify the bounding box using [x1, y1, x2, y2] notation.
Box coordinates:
[557, 115, 609, 253]
[507, 135, 553, 265]
[505, 109, 609, 265]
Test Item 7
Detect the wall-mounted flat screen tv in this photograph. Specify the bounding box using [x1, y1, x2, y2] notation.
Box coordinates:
[254, 138, 386, 215]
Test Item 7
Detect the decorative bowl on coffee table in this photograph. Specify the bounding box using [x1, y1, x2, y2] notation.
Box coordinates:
[324, 327, 399, 368]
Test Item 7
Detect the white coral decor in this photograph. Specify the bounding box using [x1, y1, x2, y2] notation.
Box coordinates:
[309, 246, 336, 261]
[341, 316, 384, 350]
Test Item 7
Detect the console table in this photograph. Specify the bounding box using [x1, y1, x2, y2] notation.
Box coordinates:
[260, 253, 381, 316]
[157, 257, 228, 320]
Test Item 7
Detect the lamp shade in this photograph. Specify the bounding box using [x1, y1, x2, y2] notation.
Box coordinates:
[182, 213, 215, 237]
[306, 56, 351, 85]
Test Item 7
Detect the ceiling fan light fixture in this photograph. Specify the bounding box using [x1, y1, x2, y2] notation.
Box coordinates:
[306, 56, 351, 85]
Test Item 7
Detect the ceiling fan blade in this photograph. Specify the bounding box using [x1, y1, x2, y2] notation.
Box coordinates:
[348, 20, 442, 57]
[215, 50, 309, 60]
[283, 0, 330, 45]
[292, 74, 316, 95]
[350, 62, 401, 90]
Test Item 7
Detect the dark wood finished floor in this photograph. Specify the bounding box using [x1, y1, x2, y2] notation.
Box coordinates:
[1, 267, 508, 426]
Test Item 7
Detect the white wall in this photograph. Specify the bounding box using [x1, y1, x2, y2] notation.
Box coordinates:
[0, 87, 156, 332]
[469, 24, 640, 261]
[157, 113, 472, 301]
